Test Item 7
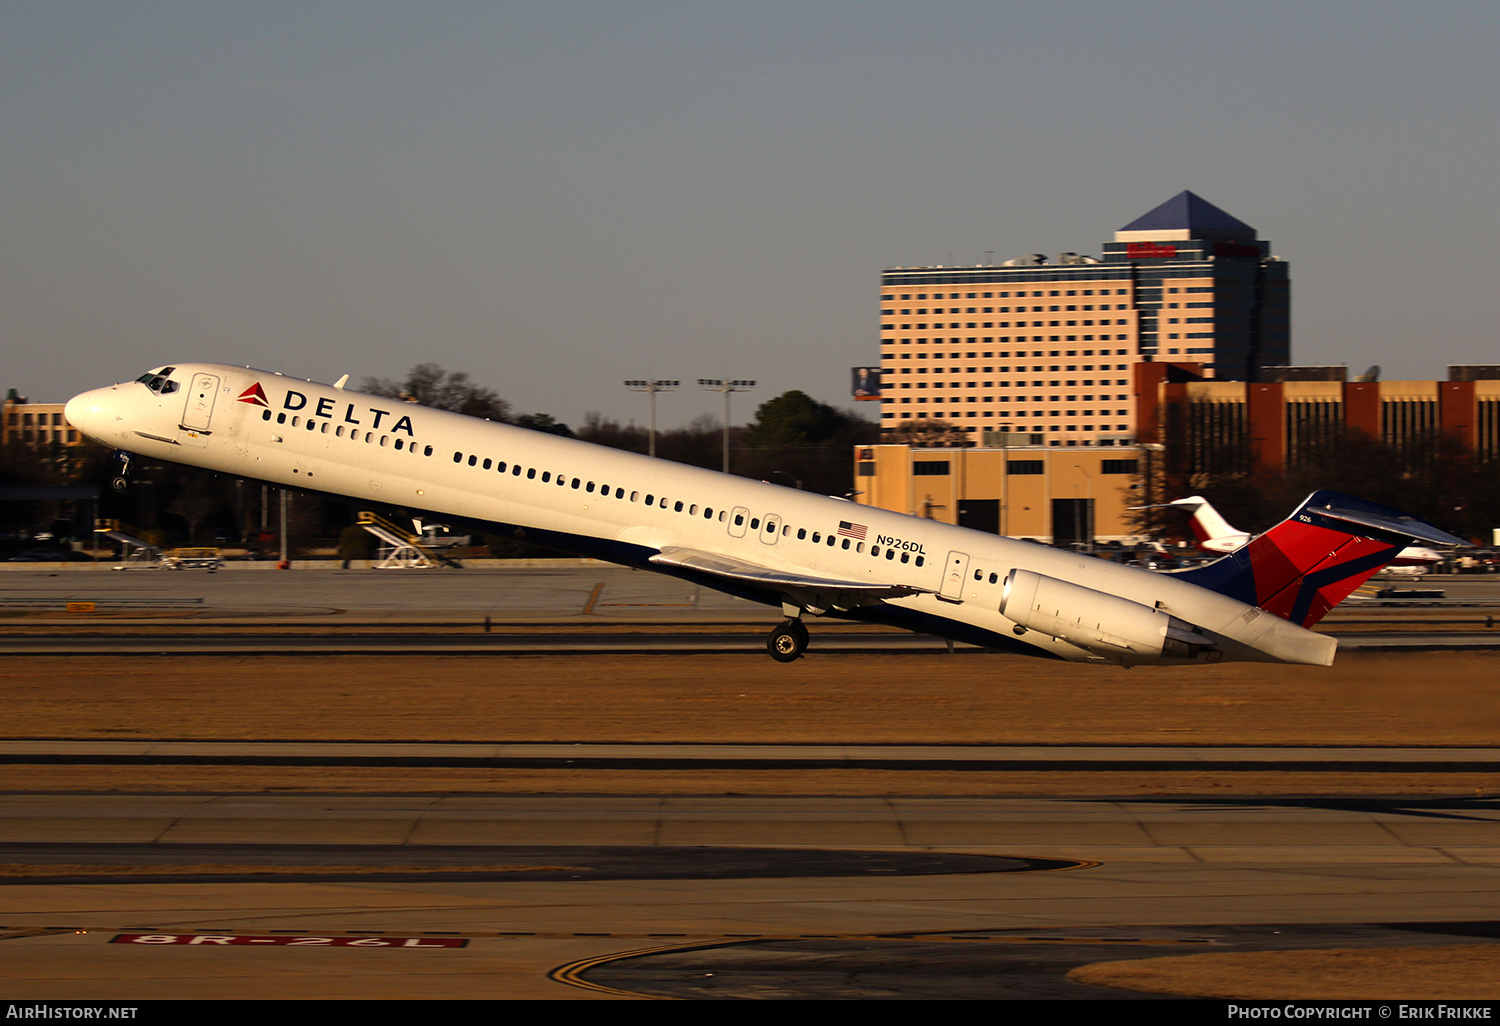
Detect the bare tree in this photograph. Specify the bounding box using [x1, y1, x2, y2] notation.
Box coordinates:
[362, 364, 511, 422]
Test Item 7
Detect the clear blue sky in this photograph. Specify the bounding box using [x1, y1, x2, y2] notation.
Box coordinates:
[4, 1, 1497, 426]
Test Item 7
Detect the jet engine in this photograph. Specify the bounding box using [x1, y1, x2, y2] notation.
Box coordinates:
[1000, 569, 1220, 664]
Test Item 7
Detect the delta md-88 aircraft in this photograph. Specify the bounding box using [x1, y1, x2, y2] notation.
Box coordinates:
[65, 363, 1466, 667]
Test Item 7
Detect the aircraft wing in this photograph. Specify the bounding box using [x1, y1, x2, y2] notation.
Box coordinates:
[649, 545, 933, 613]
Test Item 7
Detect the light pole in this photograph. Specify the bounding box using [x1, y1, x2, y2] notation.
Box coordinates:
[623, 379, 678, 457]
[697, 379, 755, 473]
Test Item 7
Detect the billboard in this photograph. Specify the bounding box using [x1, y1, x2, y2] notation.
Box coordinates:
[851, 367, 882, 401]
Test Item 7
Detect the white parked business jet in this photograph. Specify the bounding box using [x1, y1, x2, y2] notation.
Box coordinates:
[65, 364, 1465, 667]
[1161, 496, 1445, 572]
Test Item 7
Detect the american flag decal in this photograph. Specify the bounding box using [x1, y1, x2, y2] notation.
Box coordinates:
[837, 521, 868, 540]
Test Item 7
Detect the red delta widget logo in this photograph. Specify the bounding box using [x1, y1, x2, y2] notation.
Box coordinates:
[236, 383, 270, 408]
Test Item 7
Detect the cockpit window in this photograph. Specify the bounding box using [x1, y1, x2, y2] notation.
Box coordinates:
[135, 368, 179, 396]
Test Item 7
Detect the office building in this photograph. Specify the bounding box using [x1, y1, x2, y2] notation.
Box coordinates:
[877, 191, 1289, 446]
[1136, 364, 1500, 477]
[2, 391, 82, 450]
[854, 443, 1150, 545]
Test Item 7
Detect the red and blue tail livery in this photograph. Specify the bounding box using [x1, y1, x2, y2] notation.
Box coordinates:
[1180, 491, 1464, 628]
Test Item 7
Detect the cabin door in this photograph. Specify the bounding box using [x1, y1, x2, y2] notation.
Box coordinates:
[938, 550, 970, 603]
[179, 372, 220, 446]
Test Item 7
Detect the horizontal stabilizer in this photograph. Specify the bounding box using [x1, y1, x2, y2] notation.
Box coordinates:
[1313, 499, 1469, 549]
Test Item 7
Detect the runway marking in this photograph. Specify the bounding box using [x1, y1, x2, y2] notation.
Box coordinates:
[551, 940, 771, 998]
[546, 928, 1217, 997]
[110, 933, 467, 947]
[580, 582, 605, 616]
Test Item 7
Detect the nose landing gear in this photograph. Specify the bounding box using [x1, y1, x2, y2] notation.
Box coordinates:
[766, 617, 810, 662]
[111, 452, 133, 493]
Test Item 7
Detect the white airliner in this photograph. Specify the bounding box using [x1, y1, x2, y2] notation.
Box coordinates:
[64, 364, 1465, 667]
[1160, 496, 1445, 572]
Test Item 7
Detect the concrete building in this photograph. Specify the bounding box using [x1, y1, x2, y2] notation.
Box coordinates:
[877, 191, 1289, 446]
[854, 443, 1150, 545]
[1, 392, 82, 450]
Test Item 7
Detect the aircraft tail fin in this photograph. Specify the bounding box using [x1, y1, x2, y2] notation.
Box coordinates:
[1176, 490, 1465, 629]
[1169, 495, 1240, 549]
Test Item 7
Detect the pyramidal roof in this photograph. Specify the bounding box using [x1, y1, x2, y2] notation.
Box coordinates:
[1116, 191, 1257, 242]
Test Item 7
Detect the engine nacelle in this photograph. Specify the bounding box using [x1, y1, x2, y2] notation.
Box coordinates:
[1000, 569, 1220, 664]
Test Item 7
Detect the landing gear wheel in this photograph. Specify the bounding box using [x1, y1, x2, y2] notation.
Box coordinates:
[767, 622, 808, 662]
[112, 452, 133, 493]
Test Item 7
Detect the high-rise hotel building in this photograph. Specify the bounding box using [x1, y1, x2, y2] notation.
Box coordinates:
[876, 191, 1289, 446]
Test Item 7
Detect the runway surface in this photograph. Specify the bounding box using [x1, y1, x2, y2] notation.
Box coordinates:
[2, 566, 1499, 999]
[2, 794, 1499, 999]
[4, 563, 1500, 653]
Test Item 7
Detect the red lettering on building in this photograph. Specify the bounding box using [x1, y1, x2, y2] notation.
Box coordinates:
[1126, 242, 1177, 259]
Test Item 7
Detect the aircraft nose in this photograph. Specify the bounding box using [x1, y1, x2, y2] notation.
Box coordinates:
[64, 391, 91, 435]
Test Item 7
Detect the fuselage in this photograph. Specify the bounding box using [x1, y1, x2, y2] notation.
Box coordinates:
[66, 363, 1341, 666]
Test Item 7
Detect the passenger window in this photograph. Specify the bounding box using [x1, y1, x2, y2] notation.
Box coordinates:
[454, 452, 463, 463]
[750, 518, 760, 530]
[277, 413, 286, 424]
[587, 482, 595, 493]
[734, 514, 744, 526]
[674, 501, 683, 512]
[497, 461, 506, 472]
[468, 455, 477, 466]
[424, 445, 433, 456]
[989, 573, 999, 584]
[482, 458, 491, 469]
[542, 472, 551, 482]
[841, 539, 850, 550]
[886, 549, 895, 560]
[394, 438, 403, 450]
[797, 529, 806, 540]
[527, 468, 536, 479]
[900, 553, 909, 563]
[645, 494, 654, 505]
[572, 479, 581, 489]
[262, 410, 272, 422]
[915, 556, 924, 567]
